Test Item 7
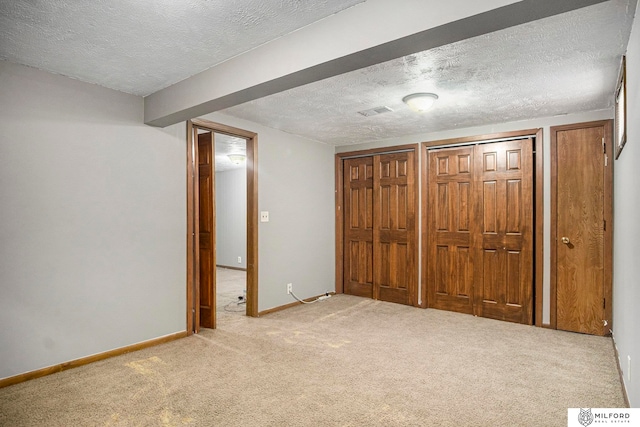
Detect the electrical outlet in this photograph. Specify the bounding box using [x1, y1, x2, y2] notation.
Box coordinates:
[287, 283, 292, 294]
[628, 356, 632, 382]
[237, 256, 242, 264]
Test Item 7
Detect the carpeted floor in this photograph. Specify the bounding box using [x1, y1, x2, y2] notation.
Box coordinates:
[215, 267, 247, 316]
[0, 295, 626, 426]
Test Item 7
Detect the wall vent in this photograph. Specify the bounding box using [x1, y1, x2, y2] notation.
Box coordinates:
[357, 106, 394, 117]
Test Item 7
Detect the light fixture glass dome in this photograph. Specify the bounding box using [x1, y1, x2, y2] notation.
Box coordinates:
[227, 154, 246, 165]
[402, 93, 438, 113]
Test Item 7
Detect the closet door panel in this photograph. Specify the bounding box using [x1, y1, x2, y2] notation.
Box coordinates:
[343, 157, 374, 298]
[374, 152, 417, 306]
[426, 147, 475, 314]
[425, 140, 533, 324]
[473, 140, 533, 324]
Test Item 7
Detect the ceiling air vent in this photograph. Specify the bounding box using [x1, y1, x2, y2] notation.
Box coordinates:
[357, 106, 394, 117]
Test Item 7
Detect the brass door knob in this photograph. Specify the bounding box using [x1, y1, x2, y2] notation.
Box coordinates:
[561, 237, 570, 244]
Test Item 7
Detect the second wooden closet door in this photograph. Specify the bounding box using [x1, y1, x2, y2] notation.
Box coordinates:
[427, 140, 533, 324]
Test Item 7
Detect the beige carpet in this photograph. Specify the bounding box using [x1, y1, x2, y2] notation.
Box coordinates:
[215, 267, 246, 316]
[0, 295, 626, 426]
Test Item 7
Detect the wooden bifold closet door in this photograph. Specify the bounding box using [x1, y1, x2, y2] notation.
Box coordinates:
[343, 151, 417, 306]
[427, 139, 533, 324]
[197, 132, 216, 329]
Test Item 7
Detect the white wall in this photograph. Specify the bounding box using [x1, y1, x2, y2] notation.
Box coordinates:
[200, 112, 336, 312]
[215, 168, 247, 269]
[0, 61, 186, 380]
[613, 0, 640, 407]
[336, 109, 613, 324]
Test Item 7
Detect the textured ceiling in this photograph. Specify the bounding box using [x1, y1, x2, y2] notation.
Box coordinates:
[1, 0, 636, 147]
[0, 0, 364, 96]
[197, 129, 247, 172]
[222, 0, 635, 145]
[215, 133, 247, 173]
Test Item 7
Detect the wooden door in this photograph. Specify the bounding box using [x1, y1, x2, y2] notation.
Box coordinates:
[343, 157, 374, 299]
[426, 139, 533, 324]
[474, 139, 533, 324]
[198, 132, 216, 329]
[553, 122, 612, 335]
[342, 151, 417, 306]
[427, 147, 475, 314]
[374, 152, 416, 305]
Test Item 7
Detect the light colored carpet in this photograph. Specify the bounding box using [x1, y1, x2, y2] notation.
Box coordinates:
[0, 295, 626, 426]
[215, 267, 246, 316]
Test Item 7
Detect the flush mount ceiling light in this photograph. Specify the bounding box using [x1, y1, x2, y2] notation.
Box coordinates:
[402, 93, 439, 113]
[227, 154, 246, 165]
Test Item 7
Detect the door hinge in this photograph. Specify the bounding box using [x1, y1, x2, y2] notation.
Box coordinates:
[604, 154, 608, 166]
[602, 138, 605, 153]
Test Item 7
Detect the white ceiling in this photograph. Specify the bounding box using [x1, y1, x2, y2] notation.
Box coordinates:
[215, 133, 247, 173]
[0, 0, 364, 96]
[196, 129, 247, 172]
[0, 0, 636, 146]
[223, 0, 635, 145]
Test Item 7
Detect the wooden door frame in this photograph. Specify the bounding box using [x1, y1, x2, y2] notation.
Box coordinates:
[335, 144, 420, 306]
[186, 118, 259, 334]
[420, 128, 544, 325]
[550, 120, 613, 333]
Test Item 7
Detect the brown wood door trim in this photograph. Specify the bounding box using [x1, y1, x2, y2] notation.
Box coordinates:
[420, 143, 428, 309]
[335, 154, 344, 294]
[550, 120, 613, 335]
[335, 144, 419, 306]
[421, 128, 543, 325]
[533, 128, 544, 327]
[422, 129, 541, 148]
[186, 121, 196, 334]
[186, 119, 259, 334]
[246, 133, 259, 318]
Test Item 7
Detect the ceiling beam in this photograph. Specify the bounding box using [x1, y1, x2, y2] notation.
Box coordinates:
[144, 0, 608, 127]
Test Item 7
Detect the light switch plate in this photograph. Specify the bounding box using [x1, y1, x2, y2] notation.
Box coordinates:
[260, 211, 269, 222]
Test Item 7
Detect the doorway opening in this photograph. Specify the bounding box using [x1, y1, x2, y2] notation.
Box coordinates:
[186, 119, 258, 334]
[214, 133, 248, 319]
